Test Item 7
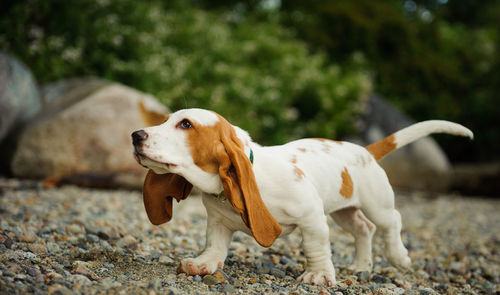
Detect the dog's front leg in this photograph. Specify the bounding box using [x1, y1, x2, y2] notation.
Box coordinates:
[178, 213, 234, 275]
[297, 213, 336, 286]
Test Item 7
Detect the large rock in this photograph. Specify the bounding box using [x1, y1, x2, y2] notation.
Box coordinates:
[10, 82, 167, 188]
[0, 51, 41, 142]
[355, 95, 453, 191]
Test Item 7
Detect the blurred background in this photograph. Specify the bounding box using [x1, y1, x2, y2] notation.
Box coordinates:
[0, 0, 498, 194]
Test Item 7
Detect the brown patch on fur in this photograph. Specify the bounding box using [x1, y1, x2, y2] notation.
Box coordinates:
[365, 134, 397, 162]
[339, 167, 353, 199]
[297, 148, 307, 153]
[291, 155, 297, 164]
[184, 121, 221, 174]
[184, 114, 282, 247]
[313, 138, 343, 145]
[294, 166, 305, 181]
[139, 101, 169, 126]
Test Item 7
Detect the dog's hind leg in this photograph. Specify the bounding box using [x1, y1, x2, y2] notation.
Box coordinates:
[331, 207, 376, 272]
[362, 201, 411, 270]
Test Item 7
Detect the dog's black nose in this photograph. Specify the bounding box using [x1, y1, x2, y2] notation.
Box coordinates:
[132, 130, 148, 145]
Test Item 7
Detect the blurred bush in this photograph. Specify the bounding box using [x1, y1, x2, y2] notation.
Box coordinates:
[201, 0, 499, 162]
[0, 0, 371, 145]
[279, 0, 499, 162]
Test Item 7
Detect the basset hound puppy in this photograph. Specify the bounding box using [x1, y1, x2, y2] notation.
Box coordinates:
[132, 108, 472, 286]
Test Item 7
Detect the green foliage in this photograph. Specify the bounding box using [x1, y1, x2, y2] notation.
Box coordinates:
[0, 0, 371, 145]
[278, 0, 500, 162]
[198, 0, 499, 162]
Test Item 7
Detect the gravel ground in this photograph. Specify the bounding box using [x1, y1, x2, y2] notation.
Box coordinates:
[0, 178, 499, 295]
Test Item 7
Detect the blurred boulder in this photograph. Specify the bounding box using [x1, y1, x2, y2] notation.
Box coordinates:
[0, 51, 41, 142]
[354, 94, 453, 191]
[10, 81, 167, 189]
[451, 163, 500, 197]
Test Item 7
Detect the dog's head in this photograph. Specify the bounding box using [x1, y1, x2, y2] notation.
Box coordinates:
[132, 108, 281, 247]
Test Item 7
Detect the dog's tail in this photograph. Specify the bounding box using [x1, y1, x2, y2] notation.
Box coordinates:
[365, 120, 473, 162]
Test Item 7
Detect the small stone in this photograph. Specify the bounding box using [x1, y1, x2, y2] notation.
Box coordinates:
[148, 279, 162, 290]
[46, 242, 61, 254]
[84, 225, 101, 235]
[69, 274, 92, 286]
[166, 287, 181, 294]
[212, 270, 228, 284]
[28, 244, 47, 255]
[66, 224, 83, 235]
[18, 232, 37, 243]
[319, 288, 330, 295]
[72, 262, 100, 281]
[222, 283, 236, 294]
[356, 271, 370, 282]
[203, 274, 221, 286]
[86, 234, 99, 243]
[372, 274, 390, 283]
[48, 284, 75, 295]
[417, 288, 435, 295]
[234, 280, 243, 288]
[280, 256, 294, 265]
[3, 236, 13, 249]
[116, 235, 137, 248]
[394, 278, 412, 289]
[449, 262, 466, 274]
[97, 231, 110, 240]
[100, 240, 113, 251]
[27, 267, 40, 277]
[270, 254, 280, 265]
[194, 275, 202, 282]
[249, 278, 259, 284]
[47, 272, 63, 280]
[159, 255, 174, 265]
[270, 267, 286, 278]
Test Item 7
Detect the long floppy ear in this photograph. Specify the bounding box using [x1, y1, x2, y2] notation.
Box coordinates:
[216, 120, 282, 247]
[143, 170, 193, 225]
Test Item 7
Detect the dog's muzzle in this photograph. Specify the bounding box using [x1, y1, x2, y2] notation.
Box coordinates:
[132, 129, 148, 146]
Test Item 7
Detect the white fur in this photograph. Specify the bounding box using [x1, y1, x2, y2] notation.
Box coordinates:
[393, 120, 473, 149]
[136, 109, 472, 285]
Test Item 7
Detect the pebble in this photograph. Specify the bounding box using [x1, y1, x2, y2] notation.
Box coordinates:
[212, 269, 228, 284]
[18, 232, 37, 243]
[48, 284, 75, 295]
[46, 242, 61, 253]
[357, 271, 371, 282]
[222, 283, 236, 294]
[86, 234, 100, 243]
[159, 255, 175, 265]
[203, 274, 221, 286]
[66, 224, 83, 235]
[116, 235, 137, 248]
[270, 267, 286, 278]
[0, 180, 498, 294]
[28, 243, 47, 255]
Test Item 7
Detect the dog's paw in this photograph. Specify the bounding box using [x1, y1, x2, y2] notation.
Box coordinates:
[348, 260, 373, 273]
[177, 257, 223, 276]
[390, 255, 411, 271]
[297, 270, 336, 286]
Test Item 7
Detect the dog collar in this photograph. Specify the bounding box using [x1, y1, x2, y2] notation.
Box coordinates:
[249, 148, 254, 165]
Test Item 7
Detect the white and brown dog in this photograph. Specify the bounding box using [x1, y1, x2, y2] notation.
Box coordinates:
[132, 108, 472, 286]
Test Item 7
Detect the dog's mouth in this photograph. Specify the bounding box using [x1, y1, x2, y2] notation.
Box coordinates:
[134, 151, 178, 170]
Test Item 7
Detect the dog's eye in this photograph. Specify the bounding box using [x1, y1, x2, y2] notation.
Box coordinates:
[178, 119, 192, 129]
